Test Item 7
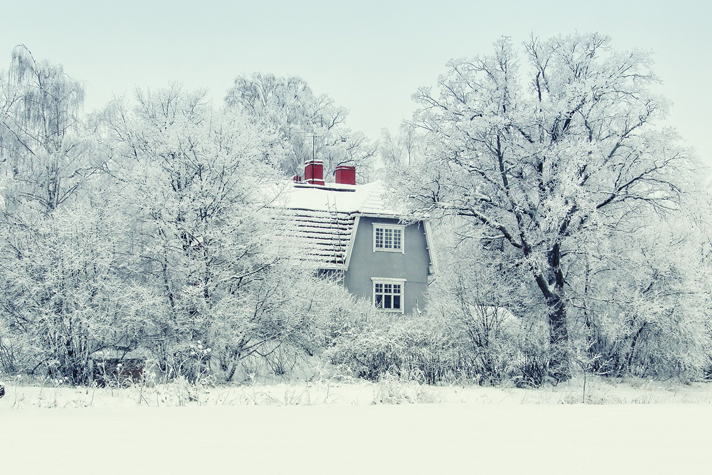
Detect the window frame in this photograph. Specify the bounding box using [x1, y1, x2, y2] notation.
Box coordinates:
[372, 223, 405, 253]
[371, 277, 406, 313]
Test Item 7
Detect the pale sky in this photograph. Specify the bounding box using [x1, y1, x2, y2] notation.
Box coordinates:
[2, 0, 711, 165]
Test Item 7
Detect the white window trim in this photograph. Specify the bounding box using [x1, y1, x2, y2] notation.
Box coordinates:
[372, 223, 405, 253]
[371, 277, 406, 313]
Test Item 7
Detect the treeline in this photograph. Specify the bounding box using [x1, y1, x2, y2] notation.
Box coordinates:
[1, 35, 711, 388]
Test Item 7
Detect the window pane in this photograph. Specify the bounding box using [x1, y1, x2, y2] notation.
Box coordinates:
[394, 230, 401, 250]
[374, 280, 404, 311]
[376, 228, 383, 248]
[384, 229, 392, 248]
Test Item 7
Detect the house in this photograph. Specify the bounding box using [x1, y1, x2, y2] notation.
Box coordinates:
[278, 160, 436, 314]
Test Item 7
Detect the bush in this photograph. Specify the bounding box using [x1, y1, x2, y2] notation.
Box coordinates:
[325, 312, 451, 384]
[324, 292, 554, 387]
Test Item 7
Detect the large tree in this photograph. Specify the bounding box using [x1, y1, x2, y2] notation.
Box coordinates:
[103, 85, 335, 381]
[404, 34, 700, 381]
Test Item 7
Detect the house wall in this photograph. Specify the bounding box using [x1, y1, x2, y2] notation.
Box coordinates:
[344, 216, 430, 314]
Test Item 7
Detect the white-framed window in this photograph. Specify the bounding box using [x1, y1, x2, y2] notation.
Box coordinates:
[372, 223, 405, 253]
[372, 277, 406, 313]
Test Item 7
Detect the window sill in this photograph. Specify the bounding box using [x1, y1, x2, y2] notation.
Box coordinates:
[376, 308, 405, 314]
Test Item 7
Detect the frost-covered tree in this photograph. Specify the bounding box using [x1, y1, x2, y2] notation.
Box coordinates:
[423, 217, 551, 385]
[0, 196, 159, 382]
[103, 86, 332, 381]
[225, 73, 376, 181]
[403, 34, 703, 381]
[0, 45, 90, 213]
[0, 47, 154, 382]
[379, 124, 425, 168]
[566, 207, 712, 378]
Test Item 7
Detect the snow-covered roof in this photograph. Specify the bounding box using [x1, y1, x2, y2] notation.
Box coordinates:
[282, 180, 398, 216]
[273, 180, 435, 273]
[277, 207, 356, 268]
[271, 181, 397, 270]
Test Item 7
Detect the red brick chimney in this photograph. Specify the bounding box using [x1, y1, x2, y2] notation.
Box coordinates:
[335, 165, 356, 185]
[304, 160, 325, 186]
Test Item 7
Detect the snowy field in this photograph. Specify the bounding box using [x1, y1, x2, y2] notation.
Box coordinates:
[2, 378, 711, 474]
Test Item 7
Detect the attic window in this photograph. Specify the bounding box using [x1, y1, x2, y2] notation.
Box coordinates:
[372, 278, 405, 313]
[372, 223, 405, 253]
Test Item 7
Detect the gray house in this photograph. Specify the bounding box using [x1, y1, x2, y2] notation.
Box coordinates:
[279, 160, 436, 314]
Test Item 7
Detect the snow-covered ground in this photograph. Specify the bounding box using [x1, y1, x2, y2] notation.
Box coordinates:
[2, 378, 711, 474]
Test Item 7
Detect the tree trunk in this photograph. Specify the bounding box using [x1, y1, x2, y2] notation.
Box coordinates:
[532, 245, 572, 382]
[626, 321, 647, 375]
[547, 292, 571, 382]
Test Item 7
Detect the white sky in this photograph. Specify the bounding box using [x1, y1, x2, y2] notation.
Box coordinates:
[2, 0, 711, 165]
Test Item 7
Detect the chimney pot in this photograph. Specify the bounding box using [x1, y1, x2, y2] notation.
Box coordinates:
[335, 165, 356, 185]
[305, 160, 325, 186]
